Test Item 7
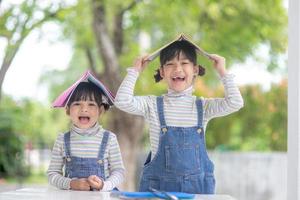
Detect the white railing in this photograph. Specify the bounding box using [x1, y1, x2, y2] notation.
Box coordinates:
[211, 151, 286, 200]
[26, 150, 286, 200]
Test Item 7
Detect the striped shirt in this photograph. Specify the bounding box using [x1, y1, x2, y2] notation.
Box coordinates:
[114, 68, 244, 158]
[47, 123, 125, 191]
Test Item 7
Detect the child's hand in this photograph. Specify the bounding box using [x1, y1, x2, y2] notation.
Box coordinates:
[70, 178, 90, 191]
[133, 55, 150, 73]
[87, 175, 103, 190]
[208, 54, 227, 77]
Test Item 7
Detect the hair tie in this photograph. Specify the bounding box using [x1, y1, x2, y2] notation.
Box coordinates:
[198, 65, 205, 76]
[154, 68, 163, 82]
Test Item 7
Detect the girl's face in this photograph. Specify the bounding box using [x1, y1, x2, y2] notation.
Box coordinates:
[67, 100, 103, 129]
[160, 52, 199, 92]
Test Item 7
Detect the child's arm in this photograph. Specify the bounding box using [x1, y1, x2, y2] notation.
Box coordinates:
[47, 134, 75, 190]
[209, 54, 227, 77]
[114, 56, 152, 117]
[204, 54, 244, 120]
[100, 133, 125, 191]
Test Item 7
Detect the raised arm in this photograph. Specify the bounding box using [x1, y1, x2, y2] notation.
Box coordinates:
[204, 54, 244, 120]
[114, 56, 152, 117]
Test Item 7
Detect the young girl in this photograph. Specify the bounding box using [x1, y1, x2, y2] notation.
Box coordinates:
[114, 40, 244, 194]
[47, 79, 125, 191]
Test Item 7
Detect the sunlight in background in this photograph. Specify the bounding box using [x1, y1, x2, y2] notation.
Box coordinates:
[230, 44, 286, 91]
[0, 23, 72, 102]
[0, 46, 286, 102]
[0, 1, 288, 199]
[0, 29, 286, 103]
[0, 0, 287, 103]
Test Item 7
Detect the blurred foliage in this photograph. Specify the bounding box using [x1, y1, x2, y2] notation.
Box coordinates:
[0, 78, 287, 155]
[205, 79, 287, 151]
[38, 0, 287, 152]
[0, 96, 68, 149]
[0, 97, 28, 179]
[39, 50, 91, 103]
[43, 0, 287, 88]
[0, 96, 68, 177]
[0, 1, 288, 178]
[0, 0, 71, 100]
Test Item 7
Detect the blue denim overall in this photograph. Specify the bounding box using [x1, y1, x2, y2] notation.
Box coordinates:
[63, 131, 109, 180]
[139, 96, 215, 194]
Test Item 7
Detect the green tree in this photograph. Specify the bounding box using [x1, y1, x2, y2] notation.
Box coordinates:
[0, 0, 68, 101]
[0, 97, 27, 179]
[40, 0, 287, 189]
[0, 95, 68, 149]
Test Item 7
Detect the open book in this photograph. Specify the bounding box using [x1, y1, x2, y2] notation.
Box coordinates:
[52, 70, 114, 108]
[146, 33, 211, 61]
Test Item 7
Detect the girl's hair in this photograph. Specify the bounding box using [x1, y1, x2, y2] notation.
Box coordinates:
[154, 40, 205, 82]
[67, 82, 109, 110]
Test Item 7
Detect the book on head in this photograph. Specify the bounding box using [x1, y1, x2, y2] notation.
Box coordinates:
[52, 70, 114, 108]
[146, 33, 211, 62]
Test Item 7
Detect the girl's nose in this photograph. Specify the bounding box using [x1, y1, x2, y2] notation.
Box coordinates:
[80, 105, 88, 112]
[174, 63, 183, 72]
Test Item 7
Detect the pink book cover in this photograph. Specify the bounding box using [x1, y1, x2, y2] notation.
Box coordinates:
[52, 70, 114, 108]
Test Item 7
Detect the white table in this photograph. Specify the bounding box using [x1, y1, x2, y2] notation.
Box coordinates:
[0, 187, 236, 200]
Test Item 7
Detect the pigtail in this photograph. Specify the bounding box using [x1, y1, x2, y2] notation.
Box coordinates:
[102, 103, 110, 111]
[198, 65, 205, 76]
[154, 68, 163, 82]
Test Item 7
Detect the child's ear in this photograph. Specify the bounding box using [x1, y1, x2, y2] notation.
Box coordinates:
[159, 68, 165, 79]
[193, 65, 199, 76]
[99, 105, 105, 115]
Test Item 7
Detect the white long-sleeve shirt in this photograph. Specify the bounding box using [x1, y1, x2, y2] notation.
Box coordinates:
[47, 123, 125, 191]
[114, 68, 244, 158]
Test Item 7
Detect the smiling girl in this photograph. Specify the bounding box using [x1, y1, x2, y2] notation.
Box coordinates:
[47, 81, 124, 191]
[114, 39, 244, 194]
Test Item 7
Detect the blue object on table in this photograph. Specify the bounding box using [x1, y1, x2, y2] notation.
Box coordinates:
[111, 191, 195, 199]
[149, 187, 179, 200]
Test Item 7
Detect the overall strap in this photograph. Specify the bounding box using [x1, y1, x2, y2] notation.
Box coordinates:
[156, 96, 167, 128]
[196, 98, 204, 127]
[97, 131, 110, 160]
[97, 131, 109, 180]
[63, 132, 71, 157]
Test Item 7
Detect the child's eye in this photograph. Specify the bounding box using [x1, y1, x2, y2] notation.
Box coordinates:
[88, 103, 97, 106]
[72, 102, 80, 106]
[166, 63, 174, 66]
